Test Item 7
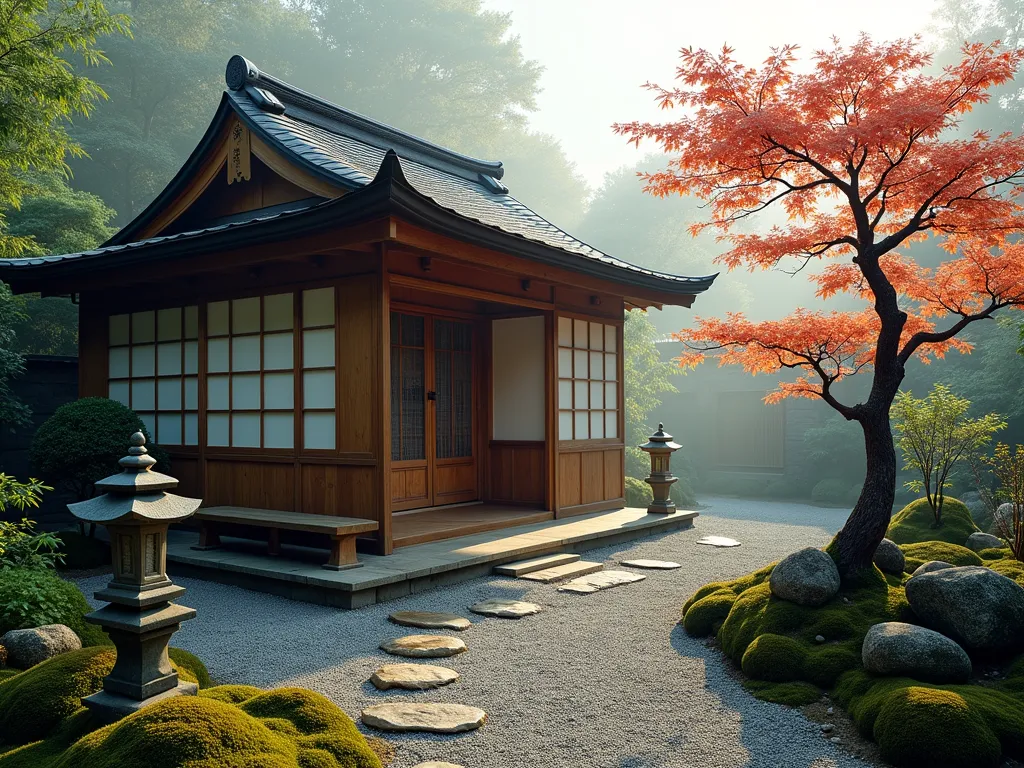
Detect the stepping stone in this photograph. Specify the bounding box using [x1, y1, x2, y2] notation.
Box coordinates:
[370, 663, 460, 690]
[380, 635, 468, 658]
[494, 552, 580, 577]
[558, 570, 646, 594]
[519, 560, 603, 583]
[621, 559, 681, 570]
[696, 535, 741, 548]
[389, 611, 471, 631]
[469, 598, 541, 618]
[361, 703, 487, 733]
[412, 764, 465, 768]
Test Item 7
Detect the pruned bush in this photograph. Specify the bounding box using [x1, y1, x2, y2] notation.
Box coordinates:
[0, 567, 106, 647]
[886, 497, 979, 546]
[30, 397, 169, 501]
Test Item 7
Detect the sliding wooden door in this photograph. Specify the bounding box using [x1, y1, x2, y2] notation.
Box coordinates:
[390, 311, 477, 510]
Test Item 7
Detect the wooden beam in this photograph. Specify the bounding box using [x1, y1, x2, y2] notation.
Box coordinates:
[250, 135, 346, 200]
[388, 273, 553, 311]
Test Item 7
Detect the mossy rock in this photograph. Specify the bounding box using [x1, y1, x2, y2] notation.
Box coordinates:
[54, 532, 110, 572]
[899, 541, 982, 571]
[742, 679, 821, 706]
[835, 669, 1024, 768]
[60, 688, 382, 768]
[887, 498, 979, 546]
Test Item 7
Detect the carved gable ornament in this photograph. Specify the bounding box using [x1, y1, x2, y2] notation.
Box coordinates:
[228, 118, 251, 184]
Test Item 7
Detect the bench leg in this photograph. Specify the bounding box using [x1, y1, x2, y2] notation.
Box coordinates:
[322, 534, 362, 571]
[191, 522, 221, 551]
[267, 528, 281, 556]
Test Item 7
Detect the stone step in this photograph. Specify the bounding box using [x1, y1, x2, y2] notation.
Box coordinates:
[519, 560, 604, 583]
[494, 552, 581, 577]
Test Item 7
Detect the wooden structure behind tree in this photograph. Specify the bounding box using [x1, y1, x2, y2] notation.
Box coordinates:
[0, 55, 715, 555]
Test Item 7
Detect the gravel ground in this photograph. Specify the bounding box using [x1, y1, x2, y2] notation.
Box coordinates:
[76, 496, 874, 768]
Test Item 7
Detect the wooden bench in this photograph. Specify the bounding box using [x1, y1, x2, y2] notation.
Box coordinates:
[192, 507, 379, 571]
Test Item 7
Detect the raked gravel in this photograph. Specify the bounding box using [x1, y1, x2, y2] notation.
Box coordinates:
[75, 496, 875, 768]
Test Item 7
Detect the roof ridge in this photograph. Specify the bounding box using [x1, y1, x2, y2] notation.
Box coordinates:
[225, 55, 505, 185]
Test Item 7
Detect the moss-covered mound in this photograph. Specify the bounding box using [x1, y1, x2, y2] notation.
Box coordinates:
[0, 649, 381, 768]
[887, 497, 979, 546]
[989, 557, 1024, 587]
[681, 564, 774, 637]
[899, 541, 982, 572]
[835, 667, 1024, 768]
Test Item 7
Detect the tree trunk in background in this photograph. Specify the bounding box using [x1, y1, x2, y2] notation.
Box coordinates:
[831, 408, 897, 578]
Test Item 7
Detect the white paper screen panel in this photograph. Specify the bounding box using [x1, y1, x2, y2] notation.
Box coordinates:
[555, 315, 620, 441]
[492, 316, 545, 441]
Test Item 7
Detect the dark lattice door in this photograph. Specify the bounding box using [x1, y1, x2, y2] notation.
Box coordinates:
[390, 312, 429, 509]
[431, 318, 476, 504]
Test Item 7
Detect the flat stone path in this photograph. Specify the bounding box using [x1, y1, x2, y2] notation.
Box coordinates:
[81, 496, 873, 767]
[557, 569, 646, 593]
[362, 702, 486, 733]
[371, 663, 460, 691]
[468, 598, 541, 618]
[380, 635, 468, 658]
[622, 559, 682, 570]
[389, 611, 471, 631]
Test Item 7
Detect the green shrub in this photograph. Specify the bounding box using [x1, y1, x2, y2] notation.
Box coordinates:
[29, 398, 169, 500]
[54, 531, 110, 571]
[167, 647, 210, 689]
[624, 477, 650, 507]
[742, 679, 821, 706]
[811, 478, 853, 506]
[887, 497, 979, 546]
[0, 518, 62, 570]
[0, 568, 106, 650]
[899, 541, 982, 571]
[741, 633, 805, 682]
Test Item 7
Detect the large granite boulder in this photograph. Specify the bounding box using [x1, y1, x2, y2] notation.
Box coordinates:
[769, 548, 841, 607]
[905, 566, 1024, 653]
[911, 560, 954, 578]
[0, 624, 81, 669]
[966, 532, 1004, 552]
[862, 622, 971, 683]
[995, 503, 1017, 530]
[873, 538, 905, 574]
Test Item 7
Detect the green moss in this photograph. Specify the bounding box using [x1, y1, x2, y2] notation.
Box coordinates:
[742, 680, 821, 706]
[682, 564, 774, 615]
[899, 541, 982, 571]
[741, 634, 805, 682]
[0, 658, 381, 768]
[988, 557, 1024, 587]
[167, 648, 210, 689]
[834, 669, 1024, 768]
[979, 547, 1012, 560]
[682, 590, 736, 636]
[54, 532, 110, 572]
[0, 647, 113, 747]
[887, 497, 979, 546]
[803, 644, 860, 688]
[199, 685, 264, 704]
[874, 687, 1001, 768]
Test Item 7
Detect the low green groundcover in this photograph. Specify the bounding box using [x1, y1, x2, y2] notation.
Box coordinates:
[681, 496, 1024, 768]
[0, 647, 381, 768]
[0, 568, 107, 649]
[886, 497, 979, 546]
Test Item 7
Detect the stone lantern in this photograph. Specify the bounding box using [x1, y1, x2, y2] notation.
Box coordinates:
[639, 423, 681, 514]
[67, 432, 202, 722]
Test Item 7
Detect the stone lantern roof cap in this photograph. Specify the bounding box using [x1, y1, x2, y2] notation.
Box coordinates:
[639, 423, 681, 451]
[67, 432, 201, 524]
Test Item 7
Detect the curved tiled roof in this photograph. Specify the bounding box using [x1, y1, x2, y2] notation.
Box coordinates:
[0, 55, 716, 297]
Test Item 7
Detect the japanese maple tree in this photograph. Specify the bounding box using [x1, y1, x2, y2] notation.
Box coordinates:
[615, 36, 1024, 577]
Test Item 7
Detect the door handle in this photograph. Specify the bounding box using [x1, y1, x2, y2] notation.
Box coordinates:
[427, 391, 437, 401]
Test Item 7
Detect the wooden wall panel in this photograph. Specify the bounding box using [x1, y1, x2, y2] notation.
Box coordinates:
[581, 452, 604, 504]
[168, 456, 201, 499]
[78, 296, 108, 398]
[488, 442, 544, 504]
[205, 460, 295, 510]
[557, 452, 582, 508]
[392, 467, 428, 506]
[436, 463, 476, 498]
[604, 449, 624, 500]
[336, 274, 376, 454]
[556, 446, 625, 516]
[299, 464, 376, 520]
